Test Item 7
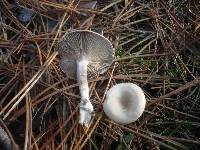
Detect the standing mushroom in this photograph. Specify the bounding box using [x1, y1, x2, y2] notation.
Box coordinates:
[103, 83, 146, 124]
[55, 30, 114, 127]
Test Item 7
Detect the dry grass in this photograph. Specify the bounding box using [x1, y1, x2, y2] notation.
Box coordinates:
[0, 0, 200, 149]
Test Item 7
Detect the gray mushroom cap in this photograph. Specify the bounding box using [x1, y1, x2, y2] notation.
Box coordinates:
[59, 58, 77, 79]
[55, 30, 114, 79]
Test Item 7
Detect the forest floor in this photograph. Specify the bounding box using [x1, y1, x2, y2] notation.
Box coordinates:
[0, 0, 200, 149]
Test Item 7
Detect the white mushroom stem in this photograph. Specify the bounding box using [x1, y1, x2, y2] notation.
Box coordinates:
[77, 56, 94, 127]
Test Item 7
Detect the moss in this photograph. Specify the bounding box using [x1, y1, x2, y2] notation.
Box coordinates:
[116, 46, 126, 57]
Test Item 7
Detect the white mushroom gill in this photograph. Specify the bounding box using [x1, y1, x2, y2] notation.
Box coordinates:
[103, 83, 146, 124]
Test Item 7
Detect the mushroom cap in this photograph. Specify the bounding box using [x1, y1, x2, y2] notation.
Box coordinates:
[103, 83, 146, 124]
[55, 30, 114, 77]
[59, 58, 77, 79]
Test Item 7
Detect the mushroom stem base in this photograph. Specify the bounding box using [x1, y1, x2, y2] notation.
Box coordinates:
[79, 99, 94, 127]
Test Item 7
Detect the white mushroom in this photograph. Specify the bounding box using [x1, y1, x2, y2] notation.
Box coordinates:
[103, 83, 146, 124]
[55, 30, 114, 127]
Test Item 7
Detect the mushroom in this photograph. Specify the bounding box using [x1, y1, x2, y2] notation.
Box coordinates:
[103, 83, 146, 124]
[55, 30, 114, 127]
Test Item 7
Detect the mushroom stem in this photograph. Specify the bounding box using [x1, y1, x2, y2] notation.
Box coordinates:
[77, 56, 94, 127]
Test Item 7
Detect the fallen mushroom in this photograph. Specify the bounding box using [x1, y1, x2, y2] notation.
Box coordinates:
[103, 83, 146, 124]
[55, 30, 114, 127]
